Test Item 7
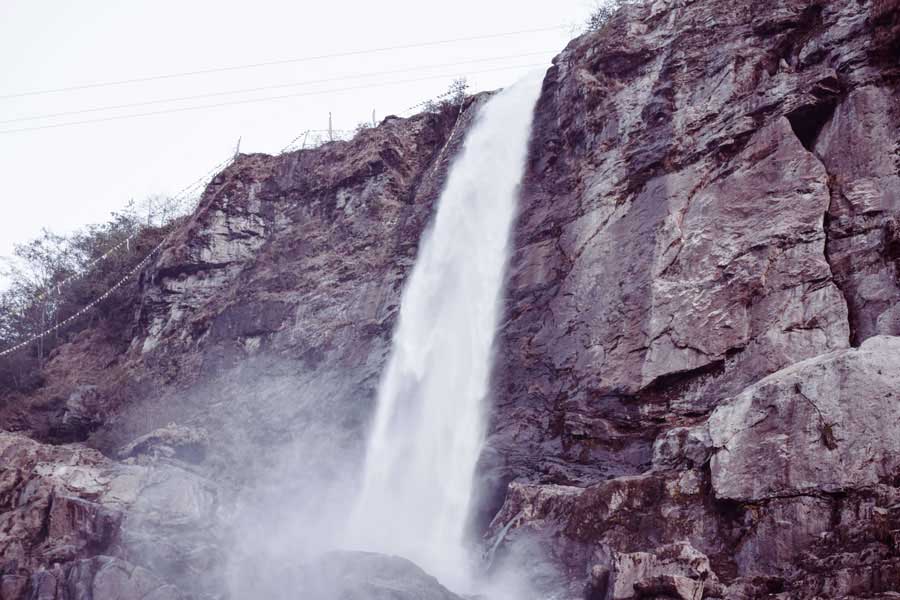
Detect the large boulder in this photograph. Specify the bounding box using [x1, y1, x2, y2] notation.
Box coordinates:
[303, 552, 465, 600]
[230, 551, 465, 600]
[709, 335, 900, 502]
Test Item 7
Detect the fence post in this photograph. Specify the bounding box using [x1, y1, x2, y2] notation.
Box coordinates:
[38, 300, 45, 369]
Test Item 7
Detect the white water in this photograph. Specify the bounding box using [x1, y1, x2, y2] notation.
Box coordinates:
[344, 72, 544, 592]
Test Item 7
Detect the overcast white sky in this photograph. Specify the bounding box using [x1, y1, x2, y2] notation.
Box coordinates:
[0, 1, 593, 264]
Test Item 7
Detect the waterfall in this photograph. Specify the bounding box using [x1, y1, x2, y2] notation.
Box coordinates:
[344, 72, 544, 591]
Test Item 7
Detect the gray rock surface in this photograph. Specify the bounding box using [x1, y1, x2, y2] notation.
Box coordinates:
[818, 86, 900, 344]
[590, 542, 717, 600]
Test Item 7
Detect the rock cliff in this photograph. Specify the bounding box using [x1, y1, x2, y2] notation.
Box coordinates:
[1, 0, 899, 598]
[483, 0, 900, 597]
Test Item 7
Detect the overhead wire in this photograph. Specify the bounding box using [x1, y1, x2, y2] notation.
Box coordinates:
[0, 51, 554, 125]
[0, 25, 567, 100]
[0, 63, 547, 134]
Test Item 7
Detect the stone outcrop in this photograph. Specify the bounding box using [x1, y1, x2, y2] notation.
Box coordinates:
[485, 336, 900, 597]
[26, 557, 184, 600]
[709, 335, 900, 502]
[1, 0, 899, 598]
[591, 542, 718, 600]
[818, 85, 900, 344]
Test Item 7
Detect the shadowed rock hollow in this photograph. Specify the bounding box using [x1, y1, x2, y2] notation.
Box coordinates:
[1, 0, 899, 598]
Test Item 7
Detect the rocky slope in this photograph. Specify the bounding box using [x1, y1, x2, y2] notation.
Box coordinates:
[0, 101, 479, 599]
[1, 0, 899, 598]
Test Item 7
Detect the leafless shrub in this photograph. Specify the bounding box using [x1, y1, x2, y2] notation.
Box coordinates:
[584, 0, 640, 32]
[0, 200, 182, 389]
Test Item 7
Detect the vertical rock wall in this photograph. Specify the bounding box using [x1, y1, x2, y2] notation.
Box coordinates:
[483, 0, 900, 597]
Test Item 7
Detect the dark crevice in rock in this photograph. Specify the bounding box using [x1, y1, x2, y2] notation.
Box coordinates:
[823, 194, 860, 347]
[884, 217, 900, 270]
[794, 382, 839, 450]
[787, 99, 837, 152]
[793, 105, 860, 348]
[154, 261, 234, 281]
[637, 347, 744, 419]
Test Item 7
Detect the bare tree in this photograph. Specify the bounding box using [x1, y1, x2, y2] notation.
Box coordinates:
[0, 198, 182, 389]
[585, 0, 638, 32]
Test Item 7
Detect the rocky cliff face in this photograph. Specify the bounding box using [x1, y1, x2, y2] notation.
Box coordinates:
[1, 0, 899, 599]
[482, 0, 900, 597]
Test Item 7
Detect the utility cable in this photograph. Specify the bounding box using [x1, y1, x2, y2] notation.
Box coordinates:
[0, 25, 567, 100]
[0, 63, 546, 134]
[0, 51, 553, 125]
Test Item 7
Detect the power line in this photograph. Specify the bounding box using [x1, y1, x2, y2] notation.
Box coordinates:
[0, 63, 546, 134]
[0, 25, 567, 100]
[0, 51, 553, 125]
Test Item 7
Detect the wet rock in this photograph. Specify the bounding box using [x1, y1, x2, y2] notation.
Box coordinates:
[118, 423, 208, 463]
[488, 343, 900, 597]
[485, 472, 725, 598]
[651, 426, 711, 470]
[304, 552, 465, 600]
[0, 432, 111, 574]
[50, 386, 107, 443]
[27, 556, 184, 600]
[235, 551, 465, 600]
[0, 432, 219, 599]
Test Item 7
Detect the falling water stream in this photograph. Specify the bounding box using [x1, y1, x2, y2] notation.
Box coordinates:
[345, 72, 544, 593]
